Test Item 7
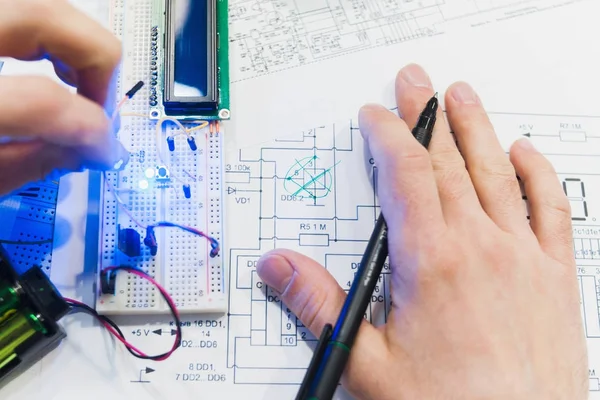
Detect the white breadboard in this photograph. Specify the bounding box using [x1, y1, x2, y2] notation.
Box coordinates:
[95, 0, 226, 315]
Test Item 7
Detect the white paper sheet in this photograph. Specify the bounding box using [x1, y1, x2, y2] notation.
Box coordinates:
[1, 1, 599, 399]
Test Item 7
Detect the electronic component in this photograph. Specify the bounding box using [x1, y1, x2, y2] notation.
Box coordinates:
[149, 0, 230, 120]
[183, 184, 191, 199]
[118, 228, 141, 257]
[126, 81, 144, 98]
[0, 246, 68, 388]
[155, 166, 170, 182]
[187, 137, 197, 151]
[167, 136, 175, 151]
[143, 227, 158, 256]
[99, 270, 116, 295]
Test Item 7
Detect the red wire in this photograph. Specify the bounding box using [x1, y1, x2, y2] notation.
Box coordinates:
[64, 297, 150, 357]
[64, 266, 181, 361]
[104, 266, 181, 361]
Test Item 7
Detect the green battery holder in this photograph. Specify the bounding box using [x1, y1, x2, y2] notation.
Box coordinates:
[0, 244, 68, 389]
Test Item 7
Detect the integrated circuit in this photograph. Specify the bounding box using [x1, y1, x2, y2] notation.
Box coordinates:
[150, 0, 230, 120]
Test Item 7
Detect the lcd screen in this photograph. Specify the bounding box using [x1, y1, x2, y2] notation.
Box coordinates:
[173, 0, 208, 97]
[164, 0, 217, 113]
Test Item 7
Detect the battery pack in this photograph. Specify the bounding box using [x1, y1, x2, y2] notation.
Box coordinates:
[0, 245, 68, 389]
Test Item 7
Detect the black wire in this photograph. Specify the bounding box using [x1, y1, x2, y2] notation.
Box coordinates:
[108, 266, 182, 360]
[66, 300, 141, 359]
[66, 266, 182, 361]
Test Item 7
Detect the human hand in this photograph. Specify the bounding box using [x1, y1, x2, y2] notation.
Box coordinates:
[257, 63, 588, 399]
[0, 0, 128, 195]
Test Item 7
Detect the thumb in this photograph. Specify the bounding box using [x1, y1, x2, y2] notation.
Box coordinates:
[257, 248, 347, 335]
[256, 249, 391, 399]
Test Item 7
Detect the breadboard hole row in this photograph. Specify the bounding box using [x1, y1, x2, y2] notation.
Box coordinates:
[4, 232, 53, 274]
[21, 205, 55, 223]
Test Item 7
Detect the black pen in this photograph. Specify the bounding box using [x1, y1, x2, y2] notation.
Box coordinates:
[296, 93, 439, 400]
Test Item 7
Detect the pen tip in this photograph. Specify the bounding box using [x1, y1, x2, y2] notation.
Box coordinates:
[434, 92, 438, 98]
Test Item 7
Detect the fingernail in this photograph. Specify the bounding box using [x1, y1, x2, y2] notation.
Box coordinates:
[516, 137, 536, 151]
[111, 142, 130, 170]
[108, 118, 129, 171]
[81, 138, 129, 172]
[256, 254, 294, 294]
[398, 64, 432, 88]
[450, 82, 480, 105]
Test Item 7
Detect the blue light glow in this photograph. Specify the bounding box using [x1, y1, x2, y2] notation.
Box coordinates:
[138, 179, 149, 190]
[113, 159, 124, 170]
[145, 168, 155, 178]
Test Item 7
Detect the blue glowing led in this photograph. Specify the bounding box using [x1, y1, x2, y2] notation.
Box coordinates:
[113, 158, 124, 170]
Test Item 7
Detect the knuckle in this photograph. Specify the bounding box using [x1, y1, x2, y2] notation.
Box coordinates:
[431, 143, 465, 169]
[280, 274, 327, 334]
[396, 146, 431, 172]
[299, 294, 327, 333]
[541, 192, 572, 219]
[421, 244, 462, 282]
[373, 139, 431, 175]
[477, 234, 519, 276]
[435, 167, 473, 201]
[434, 258, 460, 282]
[475, 157, 519, 191]
[104, 35, 123, 68]
[477, 156, 516, 179]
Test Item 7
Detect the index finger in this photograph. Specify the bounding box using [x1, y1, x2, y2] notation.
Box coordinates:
[0, 0, 122, 105]
[358, 104, 445, 246]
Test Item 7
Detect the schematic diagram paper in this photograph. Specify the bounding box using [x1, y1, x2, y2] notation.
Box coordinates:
[228, 0, 584, 82]
[3, 0, 598, 400]
[223, 112, 600, 398]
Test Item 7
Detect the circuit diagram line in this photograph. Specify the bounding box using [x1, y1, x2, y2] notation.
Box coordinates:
[228, 0, 583, 82]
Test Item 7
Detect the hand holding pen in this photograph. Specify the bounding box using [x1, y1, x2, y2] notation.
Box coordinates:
[295, 92, 439, 400]
[257, 63, 585, 400]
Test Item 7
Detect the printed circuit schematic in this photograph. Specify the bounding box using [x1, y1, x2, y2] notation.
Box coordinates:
[224, 111, 600, 394]
[228, 0, 583, 81]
